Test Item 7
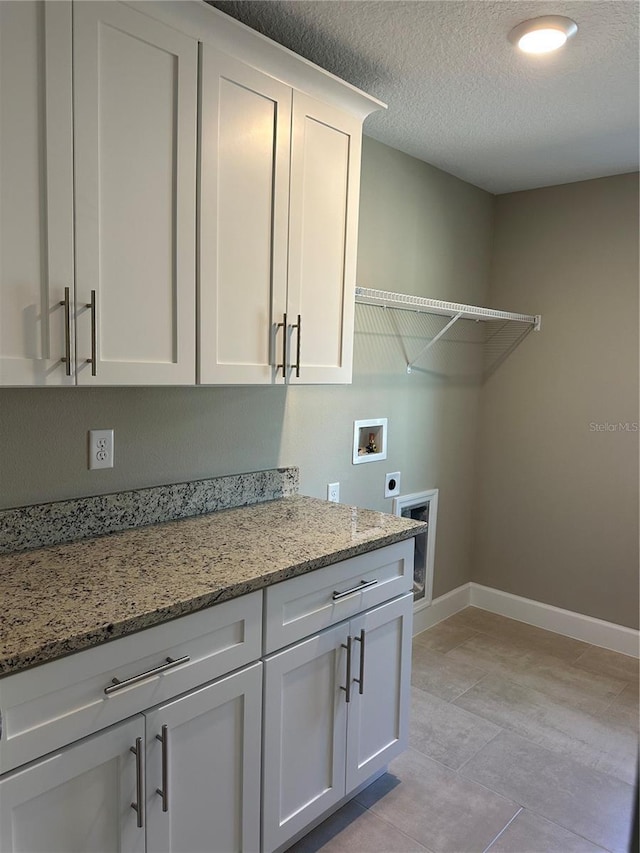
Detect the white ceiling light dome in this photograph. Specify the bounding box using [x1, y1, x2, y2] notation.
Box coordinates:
[509, 15, 579, 54]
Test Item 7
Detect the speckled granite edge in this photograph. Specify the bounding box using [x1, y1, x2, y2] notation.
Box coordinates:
[0, 467, 299, 554]
[2, 525, 422, 675]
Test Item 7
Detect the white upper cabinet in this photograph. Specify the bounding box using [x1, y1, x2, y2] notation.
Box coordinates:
[197, 13, 383, 385]
[0, 0, 383, 387]
[287, 93, 361, 384]
[0, 1, 74, 386]
[199, 48, 291, 384]
[73, 2, 197, 385]
[198, 58, 362, 386]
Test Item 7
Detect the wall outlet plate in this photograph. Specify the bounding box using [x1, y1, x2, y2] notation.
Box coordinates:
[385, 471, 401, 498]
[89, 429, 114, 470]
[327, 482, 340, 503]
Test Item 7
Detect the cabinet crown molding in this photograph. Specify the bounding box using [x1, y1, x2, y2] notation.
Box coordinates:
[126, 0, 387, 120]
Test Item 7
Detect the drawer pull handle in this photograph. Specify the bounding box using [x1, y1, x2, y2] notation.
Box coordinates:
[354, 629, 366, 695]
[156, 724, 169, 812]
[332, 579, 378, 601]
[340, 635, 352, 703]
[130, 737, 144, 828]
[104, 655, 190, 696]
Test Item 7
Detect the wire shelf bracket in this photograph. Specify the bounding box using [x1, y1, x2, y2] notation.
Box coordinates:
[355, 287, 541, 374]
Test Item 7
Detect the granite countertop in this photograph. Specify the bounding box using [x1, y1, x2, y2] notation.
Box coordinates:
[0, 495, 425, 676]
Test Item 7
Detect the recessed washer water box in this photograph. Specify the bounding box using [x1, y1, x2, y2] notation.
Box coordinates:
[352, 418, 387, 464]
[393, 489, 439, 610]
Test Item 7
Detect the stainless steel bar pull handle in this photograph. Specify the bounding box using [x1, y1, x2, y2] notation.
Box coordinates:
[130, 737, 144, 828]
[156, 724, 169, 812]
[354, 629, 366, 695]
[292, 314, 302, 378]
[104, 655, 190, 695]
[276, 312, 287, 379]
[87, 289, 97, 376]
[59, 287, 71, 376]
[332, 579, 378, 601]
[340, 635, 352, 703]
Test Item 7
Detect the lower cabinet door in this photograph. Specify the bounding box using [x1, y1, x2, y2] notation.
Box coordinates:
[346, 593, 413, 792]
[262, 624, 350, 853]
[144, 662, 262, 853]
[0, 715, 145, 853]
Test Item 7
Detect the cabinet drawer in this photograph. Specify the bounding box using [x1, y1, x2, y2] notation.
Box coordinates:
[264, 540, 413, 653]
[0, 591, 261, 775]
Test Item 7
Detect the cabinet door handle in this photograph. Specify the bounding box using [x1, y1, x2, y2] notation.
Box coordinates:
[130, 737, 144, 828]
[292, 314, 301, 378]
[155, 724, 169, 812]
[59, 287, 72, 376]
[332, 579, 378, 601]
[104, 655, 190, 695]
[86, 289, 97, 376]
[340, 635, 352, 703]
[354, 629, 366, 695]
[276, 312, 287, 379]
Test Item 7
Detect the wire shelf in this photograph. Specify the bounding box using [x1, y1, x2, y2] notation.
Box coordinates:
[355, 287, 540, 328]
[354, 287, 541, 376]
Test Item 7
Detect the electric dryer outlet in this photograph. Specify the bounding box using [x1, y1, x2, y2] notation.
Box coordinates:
[384, 472, 401, 498]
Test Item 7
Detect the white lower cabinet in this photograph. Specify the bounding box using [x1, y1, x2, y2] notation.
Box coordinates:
[345, 595, 413, 792]
[262, 624, 350, 852]
[144, 662, 262, 853]
[0, 664, 262, 853]
[0, 715, 146, 853]
[0, 544, 414, 853]
[262, 593, 413, 853]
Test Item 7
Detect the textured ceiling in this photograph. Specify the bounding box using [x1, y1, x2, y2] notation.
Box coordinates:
[209, 0, 639, 193]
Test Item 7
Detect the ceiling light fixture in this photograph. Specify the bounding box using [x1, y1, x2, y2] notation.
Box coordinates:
[508, 15, 578, 54]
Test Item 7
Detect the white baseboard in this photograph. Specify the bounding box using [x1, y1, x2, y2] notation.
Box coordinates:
[412, 583, 470, 635]
[469, 583, 639, 659]
[413, 581, 639, 659]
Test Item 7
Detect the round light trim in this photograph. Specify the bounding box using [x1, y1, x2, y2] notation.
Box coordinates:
[508, 16, 578, 54]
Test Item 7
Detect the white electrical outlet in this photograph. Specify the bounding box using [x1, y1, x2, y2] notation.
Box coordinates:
[327, 482, 340, 503]
[384, 471, 401, 498]
[89, 429, 114, 470]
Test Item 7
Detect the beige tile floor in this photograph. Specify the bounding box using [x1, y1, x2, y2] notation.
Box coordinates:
[287, 607, 639, 853]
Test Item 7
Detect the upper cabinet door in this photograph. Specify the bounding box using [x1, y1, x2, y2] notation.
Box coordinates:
[73, 2, 197, 385]
[0, 1, 74, 386]
[287, 92, 362, 385]
[199, 48, 291, 385]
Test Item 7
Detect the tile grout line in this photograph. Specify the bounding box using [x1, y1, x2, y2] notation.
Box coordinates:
[450, 669, 638, 787]
[571, 644, 594, 666]
[521, 806, 617, 853]
[457, 716, 637, 791]
[447, 671, 490, 704]
[449, 656, 634, 717]
[481, 807, 523, 853]
[356, 746, 523, 852]
[455, 729, 506, 776]
[352, 804, 435, 853]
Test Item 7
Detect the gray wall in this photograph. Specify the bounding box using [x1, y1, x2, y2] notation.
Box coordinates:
[0, 136, 494, 599]
[473, 173, 639, 629]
